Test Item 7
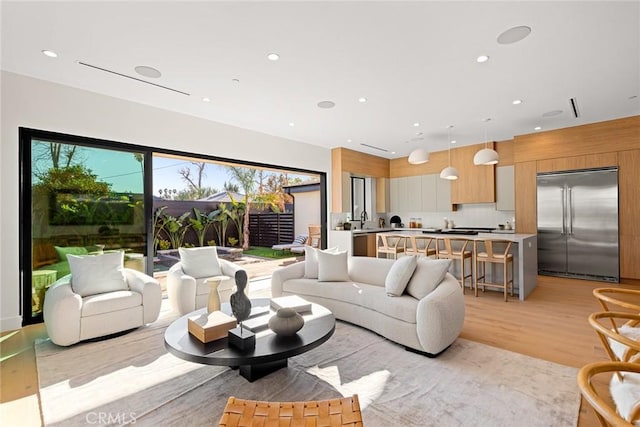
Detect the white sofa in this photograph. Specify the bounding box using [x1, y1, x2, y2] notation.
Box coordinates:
[44, 268, 162, 346]
[167, 258, 245, 315]
[271, 256, 465, 356]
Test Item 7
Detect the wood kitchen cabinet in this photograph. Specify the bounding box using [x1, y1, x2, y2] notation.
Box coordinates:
[353, 233, 377, 257]
[451, 143, 496, 204]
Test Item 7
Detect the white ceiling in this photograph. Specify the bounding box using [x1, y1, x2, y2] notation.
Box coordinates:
[2, 1, 639, 158]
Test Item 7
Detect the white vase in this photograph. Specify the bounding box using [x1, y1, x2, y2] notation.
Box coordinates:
[268, 308, 304, 336]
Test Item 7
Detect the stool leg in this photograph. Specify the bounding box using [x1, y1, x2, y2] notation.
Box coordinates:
[503, 261, 508, 302]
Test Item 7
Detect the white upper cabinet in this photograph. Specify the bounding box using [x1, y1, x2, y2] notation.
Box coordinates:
[406, 176, 422, 211]
[496, 165, 515, 211]
[420, 175, 437, 212]
[435, 178, 452, 212]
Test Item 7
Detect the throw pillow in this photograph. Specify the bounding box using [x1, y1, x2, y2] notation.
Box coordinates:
[55, 246, 89, 262]
[179, 246, 222, 278]
[405, 258, 452, 299]
[304, 246, 339, 279]
[68, 251, 127, 297]
[385, 255, 418, 296]
[317, 250, 350, 282]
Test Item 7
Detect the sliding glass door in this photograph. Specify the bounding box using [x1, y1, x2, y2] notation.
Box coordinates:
[21, 129, 150, 324]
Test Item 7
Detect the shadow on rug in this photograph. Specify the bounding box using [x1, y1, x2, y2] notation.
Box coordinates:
[36, 302, 580, 426]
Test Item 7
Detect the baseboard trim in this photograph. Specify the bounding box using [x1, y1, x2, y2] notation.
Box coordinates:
[1, 315, 23, 333]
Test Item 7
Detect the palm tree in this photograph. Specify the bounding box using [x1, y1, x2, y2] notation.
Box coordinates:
[226, 166, 257, 250]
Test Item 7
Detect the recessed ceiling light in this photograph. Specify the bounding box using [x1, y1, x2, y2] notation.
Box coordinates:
[413, 122, 420, 127]
[347, 139, 352, 143]
[288, 122, 295, 127]
[542, 110, 563, 117]
[267, 53, 280, 61]
[42, 50, 58, 58]
[534, 126, 542, 131]
[317, 100, 335, 109]
[512, 99, 523, 105]
[450, 140, 457, 144]
[391, 151, 396, 154]
[477, 55, 489, 63]
[202, 97, 211, 103]
[497, 26, 532, 45]
[134, 65, 161, 78]
[358, 97, 367, 103]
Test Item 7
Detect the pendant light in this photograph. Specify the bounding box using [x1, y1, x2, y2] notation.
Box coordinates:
[408, 148, 429, 165]
[473, 118, 499, 165]
[439, 125, 458, 180]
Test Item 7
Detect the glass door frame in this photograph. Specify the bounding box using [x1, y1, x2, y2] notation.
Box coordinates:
[19, 128, 155, 325]
[19, 127, 327, 326]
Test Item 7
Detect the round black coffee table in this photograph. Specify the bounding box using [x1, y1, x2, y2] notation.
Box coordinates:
[164, 298, 335, 382]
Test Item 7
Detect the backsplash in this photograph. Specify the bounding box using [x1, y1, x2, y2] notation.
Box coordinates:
[331, 204, 515, 230]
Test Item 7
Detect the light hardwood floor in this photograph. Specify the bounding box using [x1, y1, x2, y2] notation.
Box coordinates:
[1, 270, 638, 426]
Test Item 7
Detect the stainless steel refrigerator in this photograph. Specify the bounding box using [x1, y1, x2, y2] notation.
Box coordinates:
[537, 168, 619, 282]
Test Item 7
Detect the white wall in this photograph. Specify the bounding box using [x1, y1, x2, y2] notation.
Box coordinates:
[292, 190, 321, 238]
[0, 71, 331, 331]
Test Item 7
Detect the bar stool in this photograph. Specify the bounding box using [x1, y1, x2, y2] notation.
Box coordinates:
[376, 234, 407, 259]
[405, 235, 437, 258]
[474, 239, 514, 302]
[435, 237, 473, 293]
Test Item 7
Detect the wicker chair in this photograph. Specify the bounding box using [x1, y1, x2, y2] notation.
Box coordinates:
[578, 361, 640, 427]
[405, 235, 436, 258]
[588, 311, 640, 364]
[218, 395, 363, 427]
[593, 288, 640, 313]
[376, 234, 407, 259]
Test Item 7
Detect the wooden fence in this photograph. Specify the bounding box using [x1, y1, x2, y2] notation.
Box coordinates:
[249, 213, 294, 247]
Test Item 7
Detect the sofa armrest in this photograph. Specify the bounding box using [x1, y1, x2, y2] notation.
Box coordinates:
[43, 275, 82, 346]
[415, 273, 465, 355]
[271, 262, 306, 297]
[166, 262, 197, 314]
[124, 268, 162, 324]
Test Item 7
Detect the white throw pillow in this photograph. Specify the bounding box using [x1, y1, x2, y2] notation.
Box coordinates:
[317, 250, 350, 282]
[179, 246, 222, 278]
[68, 251, 127, 297]
[304, 246, 339, 279]
[385, 255, 418, 297]
[405, 258, 452, 299]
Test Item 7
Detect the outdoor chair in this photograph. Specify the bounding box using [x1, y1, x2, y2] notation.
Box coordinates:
[271, 234, 308, 254]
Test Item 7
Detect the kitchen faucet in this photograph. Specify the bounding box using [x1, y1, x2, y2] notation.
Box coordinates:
[360, 210, 368, 229]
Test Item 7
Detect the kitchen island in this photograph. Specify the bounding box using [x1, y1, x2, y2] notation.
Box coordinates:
[328, 228, 538, 300]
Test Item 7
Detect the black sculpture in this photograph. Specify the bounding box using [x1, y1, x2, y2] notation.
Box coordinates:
[230, 270, 251, 324]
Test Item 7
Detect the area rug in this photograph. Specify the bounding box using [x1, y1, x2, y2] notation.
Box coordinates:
[36, 301, 580, 426]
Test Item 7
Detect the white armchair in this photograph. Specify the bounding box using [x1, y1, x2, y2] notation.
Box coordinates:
[43, 267, 162, 346]
[166, 247, 247, 315]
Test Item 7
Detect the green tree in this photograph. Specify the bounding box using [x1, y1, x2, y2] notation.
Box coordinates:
[226, 166, 257, 250]
[211, 203, 231, 248]
[162, 211, 191, 249]
[226, 195, 246, 247]
[189, 207, 220, 247]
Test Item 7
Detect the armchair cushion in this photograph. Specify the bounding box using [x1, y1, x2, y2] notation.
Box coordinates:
[54, 245, 89, 262]
[67, 251, 127, 297]
[179, 246, 222, 278]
